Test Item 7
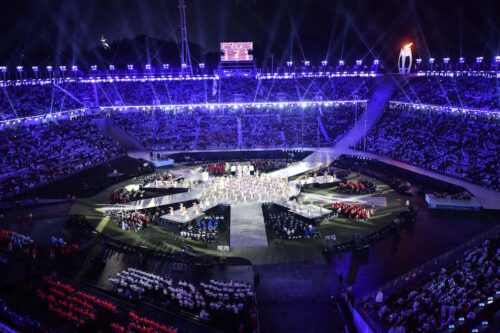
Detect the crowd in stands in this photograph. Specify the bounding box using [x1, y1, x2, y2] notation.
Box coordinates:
[1, 76, 375, 120]
[0, 82, 91, 121]
[0, 298, 45, 332]
[360, 105, 500, 191]
[265, 211, 318, 240]
[179, 215, 224, 242]
[0, 117, 124, 199]
[361, 236, 500, 332]
[393, 76, 499, 111]
[112, 104, 361, 152]
[108, 267, 257, 328]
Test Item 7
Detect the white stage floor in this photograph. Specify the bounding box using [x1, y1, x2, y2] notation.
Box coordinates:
[301, 192, 387, 207]
[273, 201, 332, 220]
[230, 203, 268, 248]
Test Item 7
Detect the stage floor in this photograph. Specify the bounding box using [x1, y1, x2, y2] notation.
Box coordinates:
[230, 203, 268, 248]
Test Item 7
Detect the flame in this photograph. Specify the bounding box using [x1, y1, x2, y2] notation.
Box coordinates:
[403, 43, 413, 50]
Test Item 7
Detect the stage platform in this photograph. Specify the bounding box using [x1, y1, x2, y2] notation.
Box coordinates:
[273, 200, 332, 222]
[159, 202, 219, 224]
[425, 193, 482, 211]
[301, 192, 387, 207]
[230, 203, 268, 248]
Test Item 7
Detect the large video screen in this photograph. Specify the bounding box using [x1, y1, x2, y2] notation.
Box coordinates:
[220, 42, 253, 62]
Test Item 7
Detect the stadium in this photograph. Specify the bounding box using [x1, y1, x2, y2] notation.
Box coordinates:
[0, 0, 499, 332]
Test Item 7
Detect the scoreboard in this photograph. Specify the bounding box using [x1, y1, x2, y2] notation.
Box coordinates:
[220, 42, 253, 62]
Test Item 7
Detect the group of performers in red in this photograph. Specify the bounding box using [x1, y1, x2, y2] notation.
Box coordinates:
[330, 202, 373, 220]
[338, 181, 370, 194]
[208, 163, 226, 175]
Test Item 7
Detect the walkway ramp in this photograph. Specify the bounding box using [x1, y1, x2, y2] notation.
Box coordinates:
[230, 203, 268, 248]
[335, 76, 397, 151]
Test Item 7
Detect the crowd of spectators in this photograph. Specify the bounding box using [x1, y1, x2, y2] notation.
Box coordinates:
[112, 104, 361, 151]
[1, 76, 375, 120]
[361, 236, 500, 332]
[360, 105, 500, 191]
[0, 117, 124, 199]
[0, 298, 45, 332]
[393, 76, 499, 111]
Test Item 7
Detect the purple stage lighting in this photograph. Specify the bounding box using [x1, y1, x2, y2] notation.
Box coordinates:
[0, 66, 6, 73]
[72, 66, 78, 72]
[32, 66, 39, 72]
[321, 60, 328, 66]
[109, 65, 115, 71]
[356, 60, 362, 66]
[429, 58, 435, 64]
[46, 66, 53, 71]
[127, 64, 134, 70]
[373, 59, 379, 65]
[162, 64, 169, 70]
[286, 61, 293, 67]
[16, 66, 23, 72]
[60, 66, 66, 72]
[476, 56, 483, 63]
[459, 57, 465, 64]
[91, 65, 98, 71]
[199, 63, 205, 68]
[145, 64, 151, 70]
[181, 63, 187, 69]
[339, 60, 345, 66]
[304, 61, 310, 66]
[443, 58, 450, 64]
[495, 56, 500, 63]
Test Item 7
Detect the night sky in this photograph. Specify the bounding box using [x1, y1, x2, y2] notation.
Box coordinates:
[0, 0, 498, 70]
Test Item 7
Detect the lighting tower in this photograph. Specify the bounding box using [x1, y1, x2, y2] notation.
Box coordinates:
[178, 0, 193, 76]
